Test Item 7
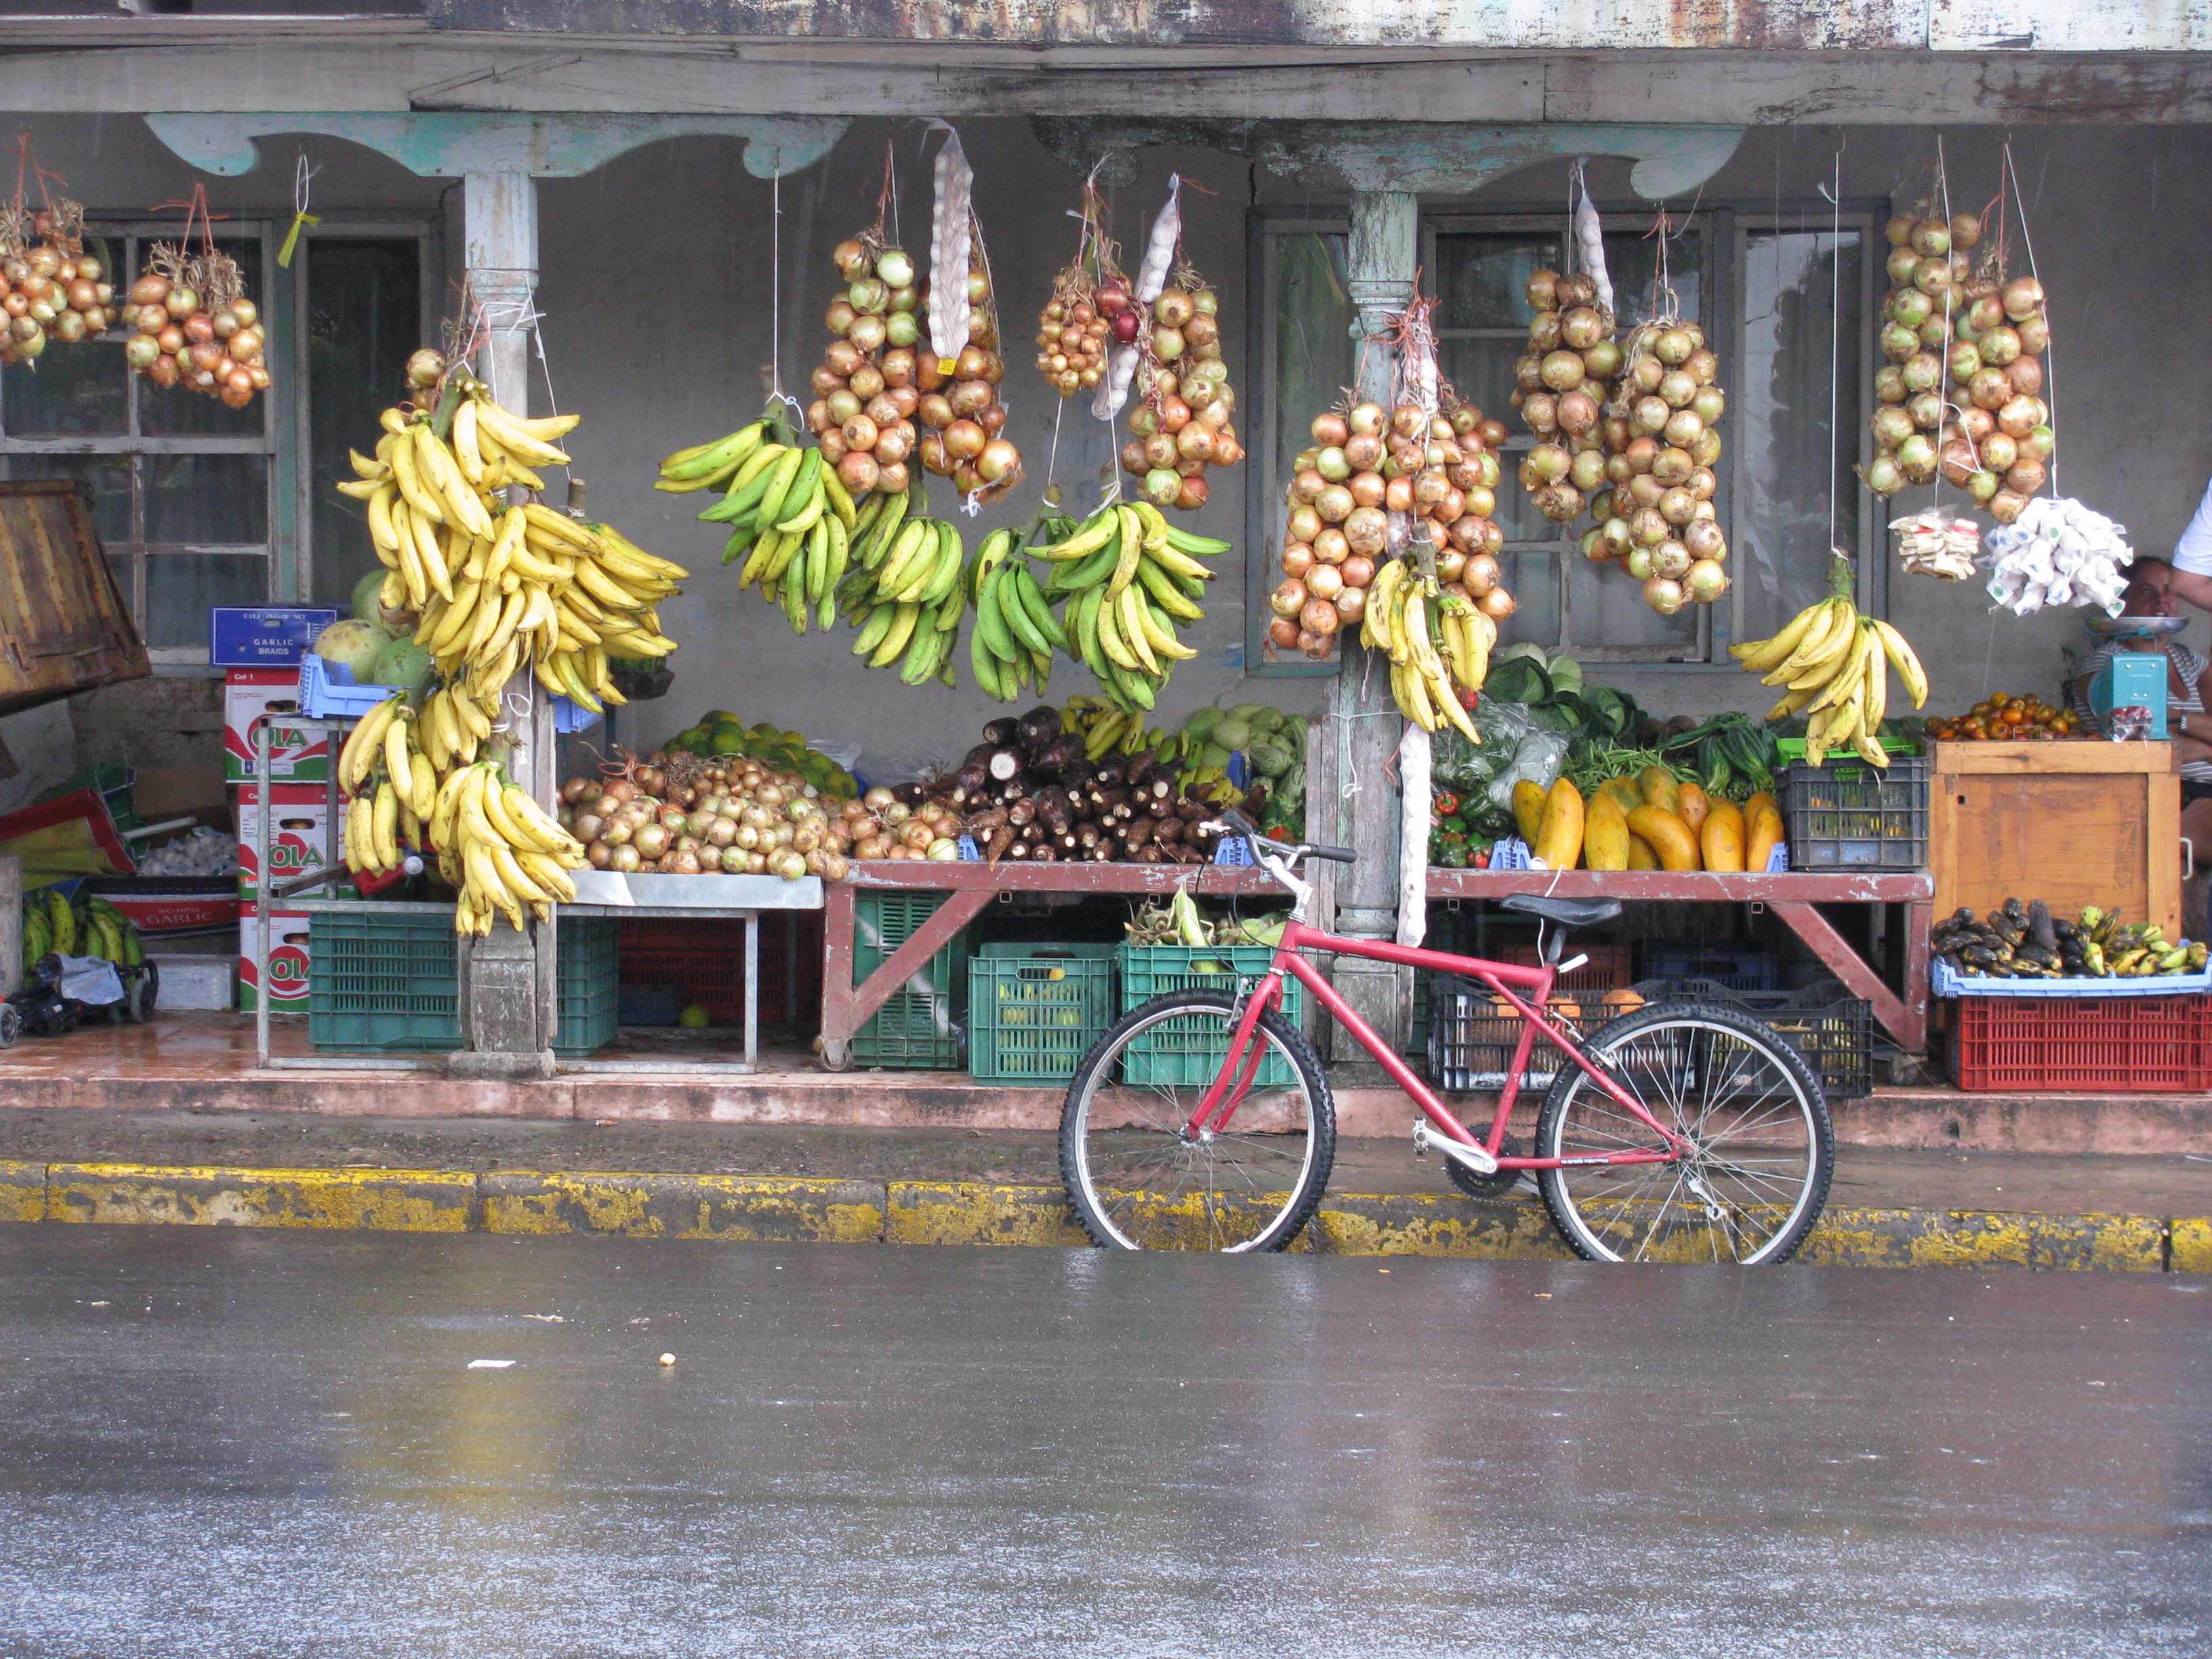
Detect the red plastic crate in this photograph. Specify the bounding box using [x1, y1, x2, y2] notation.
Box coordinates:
[616, 914, 821, 1032]
[1950, 995, 2212, 1092]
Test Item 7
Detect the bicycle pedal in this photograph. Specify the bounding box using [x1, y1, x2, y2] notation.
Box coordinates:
[1412, 1120, 1499, 1177]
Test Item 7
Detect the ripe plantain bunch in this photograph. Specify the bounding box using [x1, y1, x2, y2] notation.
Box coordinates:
[1033, 499, 1221, 714]
[1730, 590, 1928, 768]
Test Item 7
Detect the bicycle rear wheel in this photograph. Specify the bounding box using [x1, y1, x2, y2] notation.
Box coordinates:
[1059, 990, 1334, 1252]
[1536, 1000, 1832, 1265]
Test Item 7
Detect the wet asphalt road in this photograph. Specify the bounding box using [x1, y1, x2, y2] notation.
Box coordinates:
[0, 1231, 2206, 1659]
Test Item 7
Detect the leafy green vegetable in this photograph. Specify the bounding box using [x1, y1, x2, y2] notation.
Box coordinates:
[1485, 656, 1551, 705]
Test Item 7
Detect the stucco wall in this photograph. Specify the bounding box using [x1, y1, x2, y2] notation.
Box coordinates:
[1, 113, 2207, 792]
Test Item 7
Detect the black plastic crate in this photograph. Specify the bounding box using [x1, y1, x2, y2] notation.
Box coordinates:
[1424, 979, 1637, 1093]
[1634, 977, 1874, 1100]
[1781, 755, 1929, 869]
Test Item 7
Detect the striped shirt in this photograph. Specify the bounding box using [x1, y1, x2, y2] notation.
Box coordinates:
[2072, 640, 2212, 782]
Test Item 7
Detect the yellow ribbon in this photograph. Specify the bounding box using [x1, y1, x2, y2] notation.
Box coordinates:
[276, 209, 319, 268]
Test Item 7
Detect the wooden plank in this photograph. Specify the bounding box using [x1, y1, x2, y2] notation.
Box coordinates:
[1425, 869, 1934, 903]
[848, 861, 1286, 897]
[1767, 900, 1921, 1053]
[0, 481, 148, 718]
[817, 884, 995, 1069]
[1931, 739, 2175, 775]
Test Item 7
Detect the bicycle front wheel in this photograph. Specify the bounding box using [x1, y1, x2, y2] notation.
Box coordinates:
[1536, 1000, 1832, 1265]
[1059, 990, 1335, 1252]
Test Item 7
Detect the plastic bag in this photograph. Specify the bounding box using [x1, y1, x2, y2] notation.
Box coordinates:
[1486, 728, 1571, 817]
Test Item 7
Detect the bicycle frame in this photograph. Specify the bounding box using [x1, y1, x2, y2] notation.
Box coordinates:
[1187, 920, 1691, 1172]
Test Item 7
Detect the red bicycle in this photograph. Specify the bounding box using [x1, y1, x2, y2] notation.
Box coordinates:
[1059, 811, 1833, 1261]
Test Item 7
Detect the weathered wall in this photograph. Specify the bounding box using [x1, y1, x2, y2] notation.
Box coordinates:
[1, 112, 2207, 793]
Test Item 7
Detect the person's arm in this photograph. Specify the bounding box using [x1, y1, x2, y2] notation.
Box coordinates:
[2169, 567, 2212, 615]
[2171, 477, 2212, 607]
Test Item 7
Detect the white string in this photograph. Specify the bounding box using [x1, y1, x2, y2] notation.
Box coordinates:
[2003, 140, 2055, 497]
[293, 152, 319, 218]
[764, 166, 801, 424]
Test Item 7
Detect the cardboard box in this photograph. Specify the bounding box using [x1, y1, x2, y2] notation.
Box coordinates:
[209, 607, 337, 668]
[237, 905, 312, 1010]
[234, 783, 338, 901]
[223, 667, 327, 783]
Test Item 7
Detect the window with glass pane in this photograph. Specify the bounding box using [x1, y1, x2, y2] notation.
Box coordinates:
[0, 226, 273, 661]
[1248, 225, 1353, 676]
[308, 239, 421, 610]
[1735, 224, 1864, 644]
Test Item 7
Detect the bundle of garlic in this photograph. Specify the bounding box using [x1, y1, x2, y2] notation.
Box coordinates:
[1982, 497, 2130, 617]
[1891, 508, 1981, 582]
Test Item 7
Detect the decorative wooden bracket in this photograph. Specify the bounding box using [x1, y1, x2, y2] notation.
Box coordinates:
[142, 112, 846, 180]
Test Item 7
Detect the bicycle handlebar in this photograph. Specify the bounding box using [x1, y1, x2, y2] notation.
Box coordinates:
[1214, 808, 1357, 865]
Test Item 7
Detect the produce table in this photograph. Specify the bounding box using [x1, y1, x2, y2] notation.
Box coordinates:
[820, 861, 1284, 1070]
[1424, 867, 1936, 1052]
[820, 859, 1936, 1067]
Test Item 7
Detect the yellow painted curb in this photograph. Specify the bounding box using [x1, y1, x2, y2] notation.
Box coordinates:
[0, 1160, 2193, 1271]
[1801, 1207, 2168, 1272]
[886, 1182, 1090, 1248]
[479, 1171, 885, 1243]
[2171, 1217, 2212, 1275]
[1, 1159, 43, 1225]
[43, 1162, 474, 1232]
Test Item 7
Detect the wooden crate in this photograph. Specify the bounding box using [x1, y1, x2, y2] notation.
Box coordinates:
[0, 479, 148, 718]
[1929, 741, 2179, 941]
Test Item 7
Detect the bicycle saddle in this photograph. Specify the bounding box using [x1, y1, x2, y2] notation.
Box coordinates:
[1500, 894, 1622, 928]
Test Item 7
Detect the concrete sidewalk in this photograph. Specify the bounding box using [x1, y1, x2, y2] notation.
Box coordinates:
[1, 1111, 2206, 1272]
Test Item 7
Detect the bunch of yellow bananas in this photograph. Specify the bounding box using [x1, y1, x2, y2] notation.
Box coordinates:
[1035, 499, 1219, 714]
[1731, 595, 1928, 767]
[1361, 556, 1487, 743]
[838, 480, 969, 687]
[667, 421, 858, 638]
[434, 762, 584, 935]
[337, 693, 435, 879]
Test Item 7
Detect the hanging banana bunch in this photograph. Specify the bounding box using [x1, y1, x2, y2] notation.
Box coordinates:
[967, 518, 1076, 703]
[333, 367, 685, 933]
[664, 418, 857, 638]
[1361, 556, 1486, 743]
[1034, 499, 1221, 714]
[835, 477, 970, 687]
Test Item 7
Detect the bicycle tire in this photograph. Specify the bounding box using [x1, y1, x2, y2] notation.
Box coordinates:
[1059, 989, 1336, 1252]
[1536, 999, 1832, 1265]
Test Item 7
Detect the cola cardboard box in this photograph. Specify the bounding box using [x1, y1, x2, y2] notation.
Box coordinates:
[237, 905, 312, 1010]
[234, 784, 337, 901]
[223, 667, 328, 783]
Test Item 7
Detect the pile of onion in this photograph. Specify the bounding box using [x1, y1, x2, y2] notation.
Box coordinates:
[1116, 268, 1242, 512]
[847, 785, 964, 861]
[556, 758, 862, 883]
[1036, 262, 1113, 398]
[1583, 318, 1730, 613]
[1866, 211, 2055, 525]
[809, 234, 922, 501]
[0, 207, 115, 365]
[123, 247, 267, 407]
[1271, 397, 1511, 660]
[1511, 266, 1622, 525]
[914, 250, 1021, 501]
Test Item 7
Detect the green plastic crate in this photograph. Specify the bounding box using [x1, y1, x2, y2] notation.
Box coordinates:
[308, 911, 618, 1057]
[851, 890, 967, 1069]
[1115, 943, 1306, 1088]
[967, 943, 1118, 1083]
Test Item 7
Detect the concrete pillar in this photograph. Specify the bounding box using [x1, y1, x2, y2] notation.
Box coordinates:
[1332, 188, 1419, 1064]
[455, 169, 554, 1074]
[0, 853, 20, 1000]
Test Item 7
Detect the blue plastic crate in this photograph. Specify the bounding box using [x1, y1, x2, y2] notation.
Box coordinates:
[1639, 943, 1780, 994]
[298, 653, 601, 731]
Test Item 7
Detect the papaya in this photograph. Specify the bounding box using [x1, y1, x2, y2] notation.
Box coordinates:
[1744, 789, 1779, 825]
[1638, 765, 1679, 815]
[1582, 790, 1631, 872]
[1512, 777, 1548, 846]
[1674, 781, 1710, 834]
[1746, 801, 1785, 875]
[1626, 804, 1701, 872]
[1533, 778, 1585, 871]
[1599, 775, 1643, 813]
[1700, 799, 1747, 873]
[1626, 833, 1662, 871]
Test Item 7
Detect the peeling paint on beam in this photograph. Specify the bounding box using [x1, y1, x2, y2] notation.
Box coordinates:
[419, 0, 2212, 55]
